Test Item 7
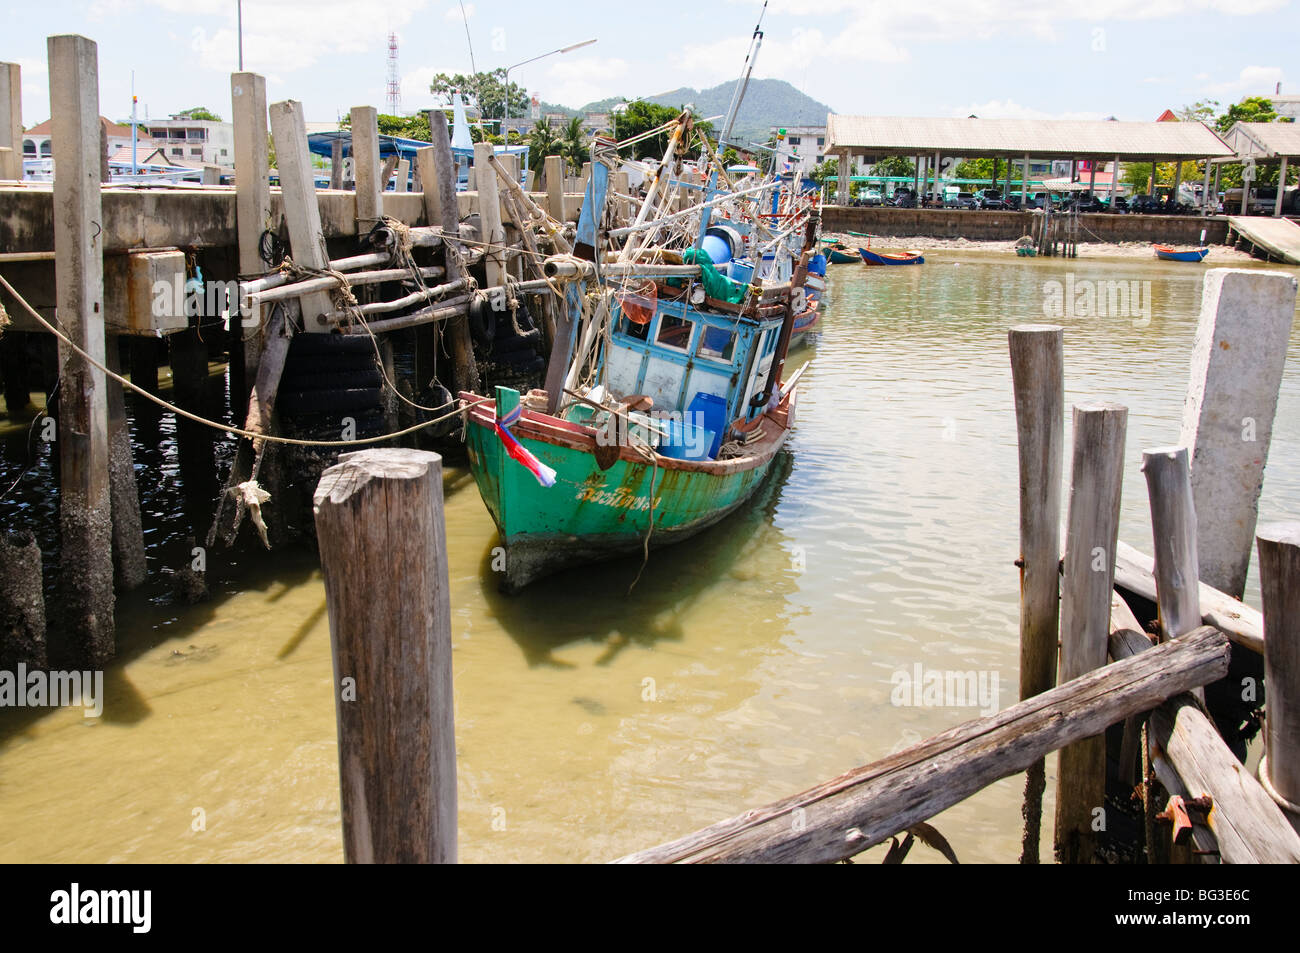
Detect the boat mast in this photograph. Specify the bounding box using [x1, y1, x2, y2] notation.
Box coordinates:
[698, 1, 768, 248]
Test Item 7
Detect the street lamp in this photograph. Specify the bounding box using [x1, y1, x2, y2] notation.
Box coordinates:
[502, 38, 597, 137]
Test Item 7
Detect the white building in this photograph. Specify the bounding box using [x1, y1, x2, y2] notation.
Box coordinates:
[770, 125, 826, 177]
[1267, 95, 1300, 121]
[145, 115, 235, 167]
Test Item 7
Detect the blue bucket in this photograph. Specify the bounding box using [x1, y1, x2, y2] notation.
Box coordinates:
[688, 392, 728, 459]
[728, 259, 755, 285]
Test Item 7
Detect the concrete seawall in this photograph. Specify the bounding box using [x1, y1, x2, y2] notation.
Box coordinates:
[821, 206, 1231, 245]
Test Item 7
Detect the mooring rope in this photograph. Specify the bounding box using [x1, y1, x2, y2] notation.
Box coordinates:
[0, 272, 489, 448]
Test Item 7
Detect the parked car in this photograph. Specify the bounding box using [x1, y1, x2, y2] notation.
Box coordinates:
[1072, 191, 1107, 213]
[1110, 196, 1129, 213]
[862, 188, 883, 207]
[974, 188, 1006, 209]
[1127, 194, 1162, 214]
[945, 191, 978, 209]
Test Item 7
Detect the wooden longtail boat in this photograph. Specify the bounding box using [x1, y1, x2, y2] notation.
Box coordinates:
[859, 247, 925, 266]
[827, 244, 857, 264]
[1153, 243, 1209, 262]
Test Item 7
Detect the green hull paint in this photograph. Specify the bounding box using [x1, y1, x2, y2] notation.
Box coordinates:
[465, 418, 784, 591]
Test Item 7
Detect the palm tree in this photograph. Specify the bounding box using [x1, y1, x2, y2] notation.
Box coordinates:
[560, 116, 590, 175]
[527, 119, 559, 177]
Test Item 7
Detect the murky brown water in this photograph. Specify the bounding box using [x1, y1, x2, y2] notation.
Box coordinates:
[2, 250, 1298, 863]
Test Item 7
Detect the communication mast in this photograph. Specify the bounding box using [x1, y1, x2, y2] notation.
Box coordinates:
[385, 32, 402, 114]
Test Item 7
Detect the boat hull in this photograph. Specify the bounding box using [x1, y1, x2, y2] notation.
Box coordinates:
[827, 248, 857, 264]
[1153, 244, 1209, 262]
[859, 247, 925, 265]
[462, 391, 797, 591]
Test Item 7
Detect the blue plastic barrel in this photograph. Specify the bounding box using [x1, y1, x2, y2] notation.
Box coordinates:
[701, 234, 731, 265]
[728, 259, 755, 285]
[688, 392, 728, 458]
[658, 417, 717, 461]
[808, 253, 827, 276]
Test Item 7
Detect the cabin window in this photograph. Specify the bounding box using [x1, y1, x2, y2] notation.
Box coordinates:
[618, 311, 649, 341]
[697, 326, 736, 363]
[656, 313, 694, 351]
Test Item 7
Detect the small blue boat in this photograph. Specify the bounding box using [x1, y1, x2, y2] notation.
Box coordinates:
[1153, 243, 1209, 262]
[859, 247, 925, 266]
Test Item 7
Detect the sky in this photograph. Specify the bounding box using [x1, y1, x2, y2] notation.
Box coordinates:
[4, 0, 1296, 128]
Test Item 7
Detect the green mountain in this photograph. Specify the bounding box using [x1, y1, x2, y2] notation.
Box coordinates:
[577, 79, 833, 145]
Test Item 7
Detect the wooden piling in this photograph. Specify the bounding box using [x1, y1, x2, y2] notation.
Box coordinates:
[429, 110, 478, 395]
[1008, 324, 1064, 864]
[1257, 522, 1300, 833]
[1055, 401, 1127, 864]
[313, 448, 457, 864]
[231, 71, 270, 401]
[48, 33, 114, 664]
[0, 62, 21, 182]
[545, 155, 565, 221]
[267, 99, 334, 327]
[0, 529, 46, 669]
[351, 106, 382, 227]
[1179, 269, 1297, 599]
[1140, 447, 1201, 641]
[330, 138, 343, 190]
[416, 145, 441, 227]
[474, 142, 507, 289]
[104, 338, 146, 590]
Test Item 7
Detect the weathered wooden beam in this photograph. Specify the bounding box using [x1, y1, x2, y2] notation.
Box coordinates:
[431, 110, 477, 394]
[545, 155, 565, 221]
[267, 99, 334, 328]
[1256, 522, 1300, 833]
[231, 71, 269, 399]
[1111, 628, 1300, 861]
[49, 33, 114, 664]
[313, 448, 457, 864]
[416, 145, 441, 227]
[1113, 541, 1263, 654]
[1179, 269, 1297, 598]
[0, 62, 22, 181]
[617, 628, 1231, 864]
[352, 106, 382, 227]
[1055, 401, 1127, 864]
[1008, 324, 1064, 863]
[1141, 447, 1202, 641]
[104, 338, 146, 590]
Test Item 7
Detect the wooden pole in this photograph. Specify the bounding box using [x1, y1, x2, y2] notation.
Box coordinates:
[352, 106, 382, 227]
[618, 628, 1230, 864]
[430, 110, 477, 394]
[0, 62, 22, 181]
[313, 448, 457, 864]
[267, 99, 334, 328]
[104, 337, 146, 590]
[1055, 401, 1127, 864]
[416, 145, 441, 227]
[231, 71, 269, 403]
[474, 142, 507, 289]
[1180, 269, 1297, 599]
[49, 33, 114, 664]
[0, 529, 46, 669]
[1256, 522, 1300, 833]
[1140, 447, 1201, 641]
[545, 154, 565, 221]
[394, 158, 410, 193]
[330, 138, 343, 190]
[1008, 324, 1064, 864]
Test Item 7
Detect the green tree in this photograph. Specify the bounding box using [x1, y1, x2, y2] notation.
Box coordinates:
[873, 155, 916, 178]
[178, 106, 222, 122]
[429, 69, 528, 121]
[809, 157, 838, 190]
[526, 120, 560, 175]
[1215, 96, 1279, 134]
[559, 116, 590, 173]
[611, 101, 713, 160]
[1177, 99, 1220, 123]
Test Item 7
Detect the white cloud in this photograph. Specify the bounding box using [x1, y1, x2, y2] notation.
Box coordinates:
[541, 57, 631, 109]
[1204, 64, 1286, 96]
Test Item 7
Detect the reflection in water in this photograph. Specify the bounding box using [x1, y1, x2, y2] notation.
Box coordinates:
[1, 250, 1298, 863]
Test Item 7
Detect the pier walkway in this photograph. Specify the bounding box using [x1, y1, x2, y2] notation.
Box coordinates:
[1226, 215, 1300, 264]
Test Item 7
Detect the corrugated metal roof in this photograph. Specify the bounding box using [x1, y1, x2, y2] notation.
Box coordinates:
[825, 115, 1234, 160]
[1221, 122, 1300, 159]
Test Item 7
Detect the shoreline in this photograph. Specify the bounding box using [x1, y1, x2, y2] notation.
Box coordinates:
[821, 230, 1266, 262]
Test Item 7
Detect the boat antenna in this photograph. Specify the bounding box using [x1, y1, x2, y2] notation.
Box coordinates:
[457, 0, 477, 74]
[718, 0, 768, 150]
